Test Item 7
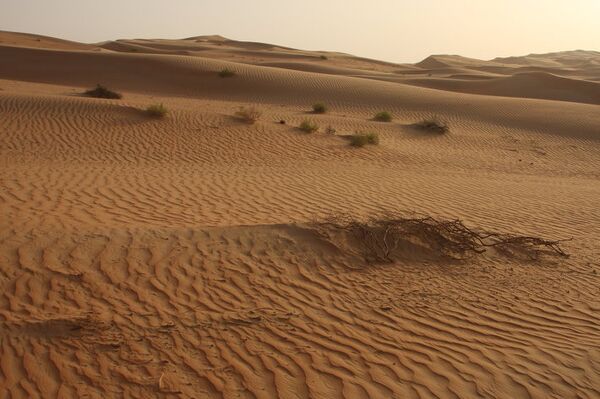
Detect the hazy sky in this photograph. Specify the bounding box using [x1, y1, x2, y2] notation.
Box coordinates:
[1, 0, 599, 63]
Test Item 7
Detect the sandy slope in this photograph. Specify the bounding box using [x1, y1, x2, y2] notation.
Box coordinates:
[0, 32, 599, 398]
[0, 30, 97, 51]
[402, 72, 600, 105]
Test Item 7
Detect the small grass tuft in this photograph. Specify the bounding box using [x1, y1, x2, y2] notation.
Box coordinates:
[218, 68, 236, 78]
[325, 125, 337, 135]
[414, 117, 449, 134]
[312, 103, 327, 114]
[365, 132, 379, 144]
[350, 132, 379, 147]
[373, 111, 392, 122]
[84, 84, 122, 99]
[350, 134, 369, 147]
[320, 55, 328, 60]
[235, 106, 262, 124]
[146, 103, 168, 118]
[299, 120, 319, 133]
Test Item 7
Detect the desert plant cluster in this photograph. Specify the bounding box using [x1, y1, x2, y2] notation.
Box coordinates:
[84, 84, 122, 99]
[374, 111, 392, 122]
[414, 118, 449, 133]
[299, 120, 319, 133]
[235, 106, 262, 124]
[80, 86, 449, 145]
[312, 103, 327, 114]
[350, 132, 379, 147]
[146, 103, 168, 118]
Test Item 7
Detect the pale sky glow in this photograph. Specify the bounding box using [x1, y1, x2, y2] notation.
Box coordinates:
[1, 0, 599, 63]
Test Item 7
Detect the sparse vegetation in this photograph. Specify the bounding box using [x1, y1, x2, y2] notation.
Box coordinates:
[312, 103, 327, 114]
[350, 134, 369, 147]
[320, 55, 328, 60]
[84, 84, 122, 99]
[219, 68, 236, 78]
[316, 214, 570, 264]
[365, 132, 379, 145]
[299, 120, 319, 133]
[414, 117, 449, 134]
[325, 125, 337, 135]
[350, 132, 379, 147]
[373, 111, 392, 122]
[235, 106, 262, 124]
[145, 103, 168, 118]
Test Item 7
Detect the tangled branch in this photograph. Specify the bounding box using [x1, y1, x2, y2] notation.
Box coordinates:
[317, 215, 570, 263]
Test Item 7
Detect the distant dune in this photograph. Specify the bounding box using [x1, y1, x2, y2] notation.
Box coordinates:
[403, 71, 600, 105]
[0, 30, 599, 399]
[0, 30, 97, 51]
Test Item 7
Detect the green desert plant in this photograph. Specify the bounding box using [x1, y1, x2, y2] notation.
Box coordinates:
[365, 132, 379, 144]
[350, 132, 379, 147]
[84, 84, 122, 99]
[299, 120, 319, 133]
[414, 117, 449, 134]
[312, 103, 327, 114]
[145, 103, 168, 118]
[373, 111, 392, 122]
[218, 68, 236, 78]
[350, 134, 369, 147]
[235, 106, 262, 124]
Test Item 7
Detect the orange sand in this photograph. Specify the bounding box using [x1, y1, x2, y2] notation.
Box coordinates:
[1, 31, 599, 398]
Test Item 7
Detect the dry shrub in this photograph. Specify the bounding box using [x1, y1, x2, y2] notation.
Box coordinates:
[414, 117, 449, 133]
[317, 215, 570, 263]
[84, 84, 122, 99]
[219, 68, 236, 78]
[350, 132, 379, 147]
[299, 120, 319, 133]
[235, 106, 262, 124]
[350, 134, 368, 147]
[365, 132, 379, 145]
[374, 111, 392, 122]
[146, 103, 168, 118]
[312, 103, 327, 114]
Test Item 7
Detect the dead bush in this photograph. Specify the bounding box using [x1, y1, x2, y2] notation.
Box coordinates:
[316, 215, 570, 263]
[235, 106, 262, 124]
[414, 117, 449, 134]
[84, 84, 122, 99]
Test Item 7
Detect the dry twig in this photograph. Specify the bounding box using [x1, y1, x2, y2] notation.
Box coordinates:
[317, 215, 570, 263]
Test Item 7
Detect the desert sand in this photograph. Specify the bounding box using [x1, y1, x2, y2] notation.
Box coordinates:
[0, 31, 599, 398]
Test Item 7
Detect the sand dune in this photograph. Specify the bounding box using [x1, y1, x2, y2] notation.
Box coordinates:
[1, 45, 598, 140]
[414, 54, 500, 70]
[1, 31, 600, 398]
[493, 50, 600, 68]
[403, 71, 600, 105]
[0, 30, 97, 51]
